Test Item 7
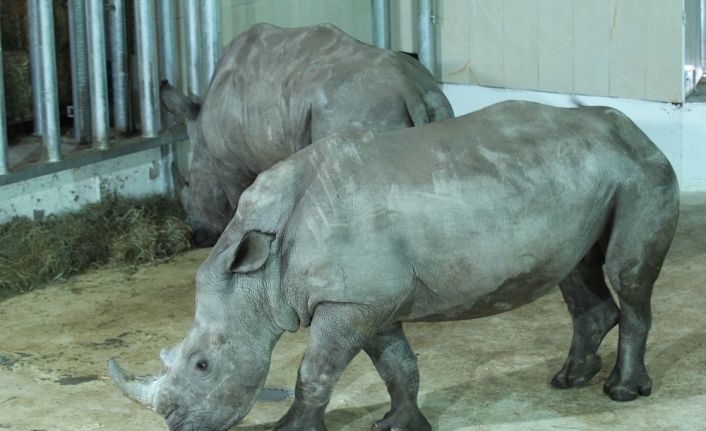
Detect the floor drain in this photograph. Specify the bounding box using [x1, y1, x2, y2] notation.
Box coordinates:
[258, 386, 294, 402]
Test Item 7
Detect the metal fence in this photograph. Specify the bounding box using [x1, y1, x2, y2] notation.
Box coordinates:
[0, 0, 220, 186]
[0, 0, 439, 186]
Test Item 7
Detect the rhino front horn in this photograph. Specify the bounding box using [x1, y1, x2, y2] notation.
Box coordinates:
[108, 358, 165, 412]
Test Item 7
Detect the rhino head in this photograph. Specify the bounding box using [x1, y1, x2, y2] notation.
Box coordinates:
[161, 82, 233, 247]
[109, 231, 289, 430]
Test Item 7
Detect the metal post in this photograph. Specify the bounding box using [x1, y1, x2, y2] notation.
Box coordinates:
[86, 0, 110, 150]
[372, 0, 390, 50]
[108, 0, 130, 133]
[184, 0, 203, 100]
[418, 0, 437, 79]
[135, 0, 161, 138]
[68, 0, 92, 142]
[0, 22, 9, 175]
[702, 0, 706, 71]
[38, 0, 61, 162]
[27, 0, 43, 136]
[203, 0, 221, 89]
[157, 0, 177, 130]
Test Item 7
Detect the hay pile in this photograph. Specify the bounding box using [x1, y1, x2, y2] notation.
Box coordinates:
[0, 195, 193, 293]
[2, 51, 33, 124]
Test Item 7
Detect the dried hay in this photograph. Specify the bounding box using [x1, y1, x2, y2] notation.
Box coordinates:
[2, 51, 33, 124]
[0, 195, 193, 293]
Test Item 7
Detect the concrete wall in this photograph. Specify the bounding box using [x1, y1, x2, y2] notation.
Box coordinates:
[0, 148, 172, 224]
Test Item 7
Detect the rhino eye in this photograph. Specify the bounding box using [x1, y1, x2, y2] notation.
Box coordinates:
[196, 360, 209, 371]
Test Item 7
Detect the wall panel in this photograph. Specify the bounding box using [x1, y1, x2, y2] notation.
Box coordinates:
[436, 0, 685, 102]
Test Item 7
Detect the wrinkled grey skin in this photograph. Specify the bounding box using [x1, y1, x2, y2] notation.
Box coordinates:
[109, 101, 679, 431]
[162, 23, 453, 247]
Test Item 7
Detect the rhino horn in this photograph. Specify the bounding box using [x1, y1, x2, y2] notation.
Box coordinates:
[108, 358, 165, 412]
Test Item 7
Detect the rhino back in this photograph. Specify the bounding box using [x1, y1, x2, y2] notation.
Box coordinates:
[270, 101, 674, 324]
[199, 23, 452, 176]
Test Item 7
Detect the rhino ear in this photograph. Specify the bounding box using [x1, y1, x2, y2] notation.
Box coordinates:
[230, 231, 275, 273]
[160, 80, 200, 121]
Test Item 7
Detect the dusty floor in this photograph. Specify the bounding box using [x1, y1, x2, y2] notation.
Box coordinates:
[1, 193, 705, 431]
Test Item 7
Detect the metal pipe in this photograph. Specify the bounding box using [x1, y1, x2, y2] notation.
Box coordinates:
[108, 0, 130, 133]
[68, 0, 92, 142]
[702, 0, 706, 71]
[86, 0, 110, 150]
[203, 0, 221, 89]
[27, 0, 43, 136]
[183, 0, 203, 100]
[372, 0, 390, 50]
[0, 22, 8, 175]
[157, 0, 177, 130]
[135, 0, 161, 138]
[38, 0, 61, 162]
[418, 0, 437, 79]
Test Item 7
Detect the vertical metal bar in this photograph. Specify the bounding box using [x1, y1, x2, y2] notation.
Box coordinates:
[702, 0, 706, 71]
[157, 0, 177, 130]
[372, 0, 390, 50]
[27, 0, 43, 136]
[135, 0, 161, 138]
[86, 0, 110, 150]
[203, 0, 221, 89]
[108, 0, 130, 133]
[418, 0, 437, 79]
[184, 0, 203, 100]
[38, 0, 61, 162]
[68, 0, 92, 142]
[0, 21, 9, 175]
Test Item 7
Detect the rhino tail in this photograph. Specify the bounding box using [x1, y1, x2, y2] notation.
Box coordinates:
[404, 93, 430, 127]
[421, 91, 455, 123]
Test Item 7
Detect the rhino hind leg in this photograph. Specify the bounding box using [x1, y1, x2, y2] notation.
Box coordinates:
[552, 243, 620, 389]
[600, 182, 679, 402]
[363, 323, 432, 431]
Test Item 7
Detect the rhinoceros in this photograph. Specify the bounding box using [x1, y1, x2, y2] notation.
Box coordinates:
[109, 100, 679, 431]
[162, 23, 453, 247]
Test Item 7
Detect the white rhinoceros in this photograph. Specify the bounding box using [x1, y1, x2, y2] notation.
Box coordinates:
[110, 100, 679, 431]
[162, 23, 453, 247]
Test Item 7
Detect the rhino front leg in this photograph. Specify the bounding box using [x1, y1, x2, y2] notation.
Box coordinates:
[363, 323, 431, 431]
[552, 244, 620, 389]
[275, 303, 383, 431]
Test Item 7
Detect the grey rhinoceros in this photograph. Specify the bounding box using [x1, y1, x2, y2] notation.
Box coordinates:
[109, 101, 679, 431]
[162, 23, 453, 247]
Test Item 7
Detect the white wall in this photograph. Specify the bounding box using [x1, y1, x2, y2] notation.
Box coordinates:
[443, 83, 706, 191]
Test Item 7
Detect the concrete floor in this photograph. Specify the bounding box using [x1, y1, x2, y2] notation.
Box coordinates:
[0, 193, 704, 431]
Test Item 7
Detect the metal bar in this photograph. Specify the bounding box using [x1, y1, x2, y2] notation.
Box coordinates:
[135, 0, 161, 138]
[108, 0, 130, 133]
[202, 0, 221, 89]
[0, 21, 8, 175]
[183, 0, 203, 100]
[68, 0, 92, 142]
[372, 0, 390, 50]
[38, 0, 61, 162]
[0, 129, 187, 187]
[156, 0, 177, 130]
[418, 0, 437, 79]
[702, 0, 706, 71]
[86, 0, 110, 150]
[27, 0, 43, 136]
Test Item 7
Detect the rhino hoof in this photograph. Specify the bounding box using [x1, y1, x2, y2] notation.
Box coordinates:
[551, 354, 602, 389]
